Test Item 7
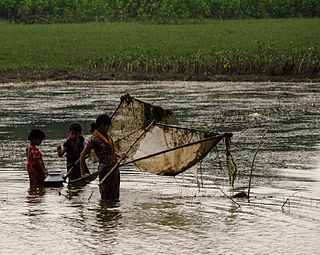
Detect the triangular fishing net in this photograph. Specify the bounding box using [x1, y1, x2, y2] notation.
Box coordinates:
[89, 94, 172, 162]
[127, 124, 226, 176]
[89, 94, 232, 180]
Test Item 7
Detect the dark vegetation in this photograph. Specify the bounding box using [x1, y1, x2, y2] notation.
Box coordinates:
[0, 0, 319, 24]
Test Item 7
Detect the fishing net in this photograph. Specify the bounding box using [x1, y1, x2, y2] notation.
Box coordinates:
[111, 94, 172, 153]
[129, 124, 225, 176]
[89, 94, 172, 162]
[89, 94, 233, 182]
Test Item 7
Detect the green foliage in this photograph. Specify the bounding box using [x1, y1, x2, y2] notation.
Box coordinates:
[85, 44, 320, 77]
[0, 0, 319, 23]
[0, 19, 319, 78]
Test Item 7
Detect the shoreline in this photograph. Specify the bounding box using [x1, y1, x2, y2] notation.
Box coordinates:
[1, 19, 319, 84]
[1, 69, 319, 83]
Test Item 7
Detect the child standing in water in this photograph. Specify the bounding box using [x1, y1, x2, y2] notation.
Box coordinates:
[79, 114, 126, 200]
[57, 123, 89, 183]
[26, 129, 48, 186]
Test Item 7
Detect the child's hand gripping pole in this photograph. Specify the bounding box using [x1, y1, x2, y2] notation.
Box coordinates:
[98, 121, 156, 187]
[63, 154, 89, 182]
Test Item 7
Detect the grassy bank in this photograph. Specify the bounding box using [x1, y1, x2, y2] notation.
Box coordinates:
[0, 18, 320, 82]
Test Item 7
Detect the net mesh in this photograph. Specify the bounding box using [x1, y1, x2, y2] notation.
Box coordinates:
[89, 94, 172, 162]
[111, 94, 172, 154]
[131, 124, 223, 176]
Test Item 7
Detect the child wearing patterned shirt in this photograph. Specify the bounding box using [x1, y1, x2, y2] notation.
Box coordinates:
[26, 129, 48, 186]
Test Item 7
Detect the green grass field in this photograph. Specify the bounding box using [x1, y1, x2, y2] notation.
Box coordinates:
[0, 18, 319, 80]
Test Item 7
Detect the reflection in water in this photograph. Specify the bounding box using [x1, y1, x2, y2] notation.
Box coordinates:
[86, 200, 121, 252]
[65, 182, 88, 199]
[96, 200, 121, 229]
[24, 186, 46, 226]
[225, 202, 239, 225]
[26, 186, 46, 205]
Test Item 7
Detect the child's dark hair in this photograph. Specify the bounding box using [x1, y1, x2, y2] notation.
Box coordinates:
[28, 129, 46, 141]
[69, 123, 82, 133]
[90, 114, 111, 133]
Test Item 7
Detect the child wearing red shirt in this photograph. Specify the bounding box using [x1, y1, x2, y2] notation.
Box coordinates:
[26, 129, 48, 186]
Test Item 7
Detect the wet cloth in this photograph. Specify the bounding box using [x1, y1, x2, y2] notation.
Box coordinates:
[63, 136, 89, 181]
[26, 145, 46, 186]
[93, 130, 116, 162]
[87, 133, 119, 200]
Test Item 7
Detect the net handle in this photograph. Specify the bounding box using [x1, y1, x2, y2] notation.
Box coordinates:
[156, 123, 218, 135]
[110, 97, 125, 118]
[119, 133, 231, 167]
[98, 120, 156, 186]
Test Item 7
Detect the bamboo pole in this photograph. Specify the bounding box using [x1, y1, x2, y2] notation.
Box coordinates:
[68, 177, 84, 184]
[118, 134, 227, 168]
[156, 123, 218, 135]
[98, 121, 156, 186]
[64, 158, 80, 180]
[110, 97, 125, 118]
[64, 154, 89, 182]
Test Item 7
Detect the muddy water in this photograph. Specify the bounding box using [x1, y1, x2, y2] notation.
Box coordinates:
[0, 81, 319, 254]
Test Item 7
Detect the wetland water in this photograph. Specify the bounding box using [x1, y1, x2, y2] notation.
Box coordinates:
[0, 81, 319, 254]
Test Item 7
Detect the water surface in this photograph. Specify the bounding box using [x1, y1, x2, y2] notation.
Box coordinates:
[0, 81, 319, 254]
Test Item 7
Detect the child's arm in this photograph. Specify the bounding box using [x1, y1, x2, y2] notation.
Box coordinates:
[35, 158, 48, 176]
[80, 145, 98, 181]
[57, 145, 66, 157]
